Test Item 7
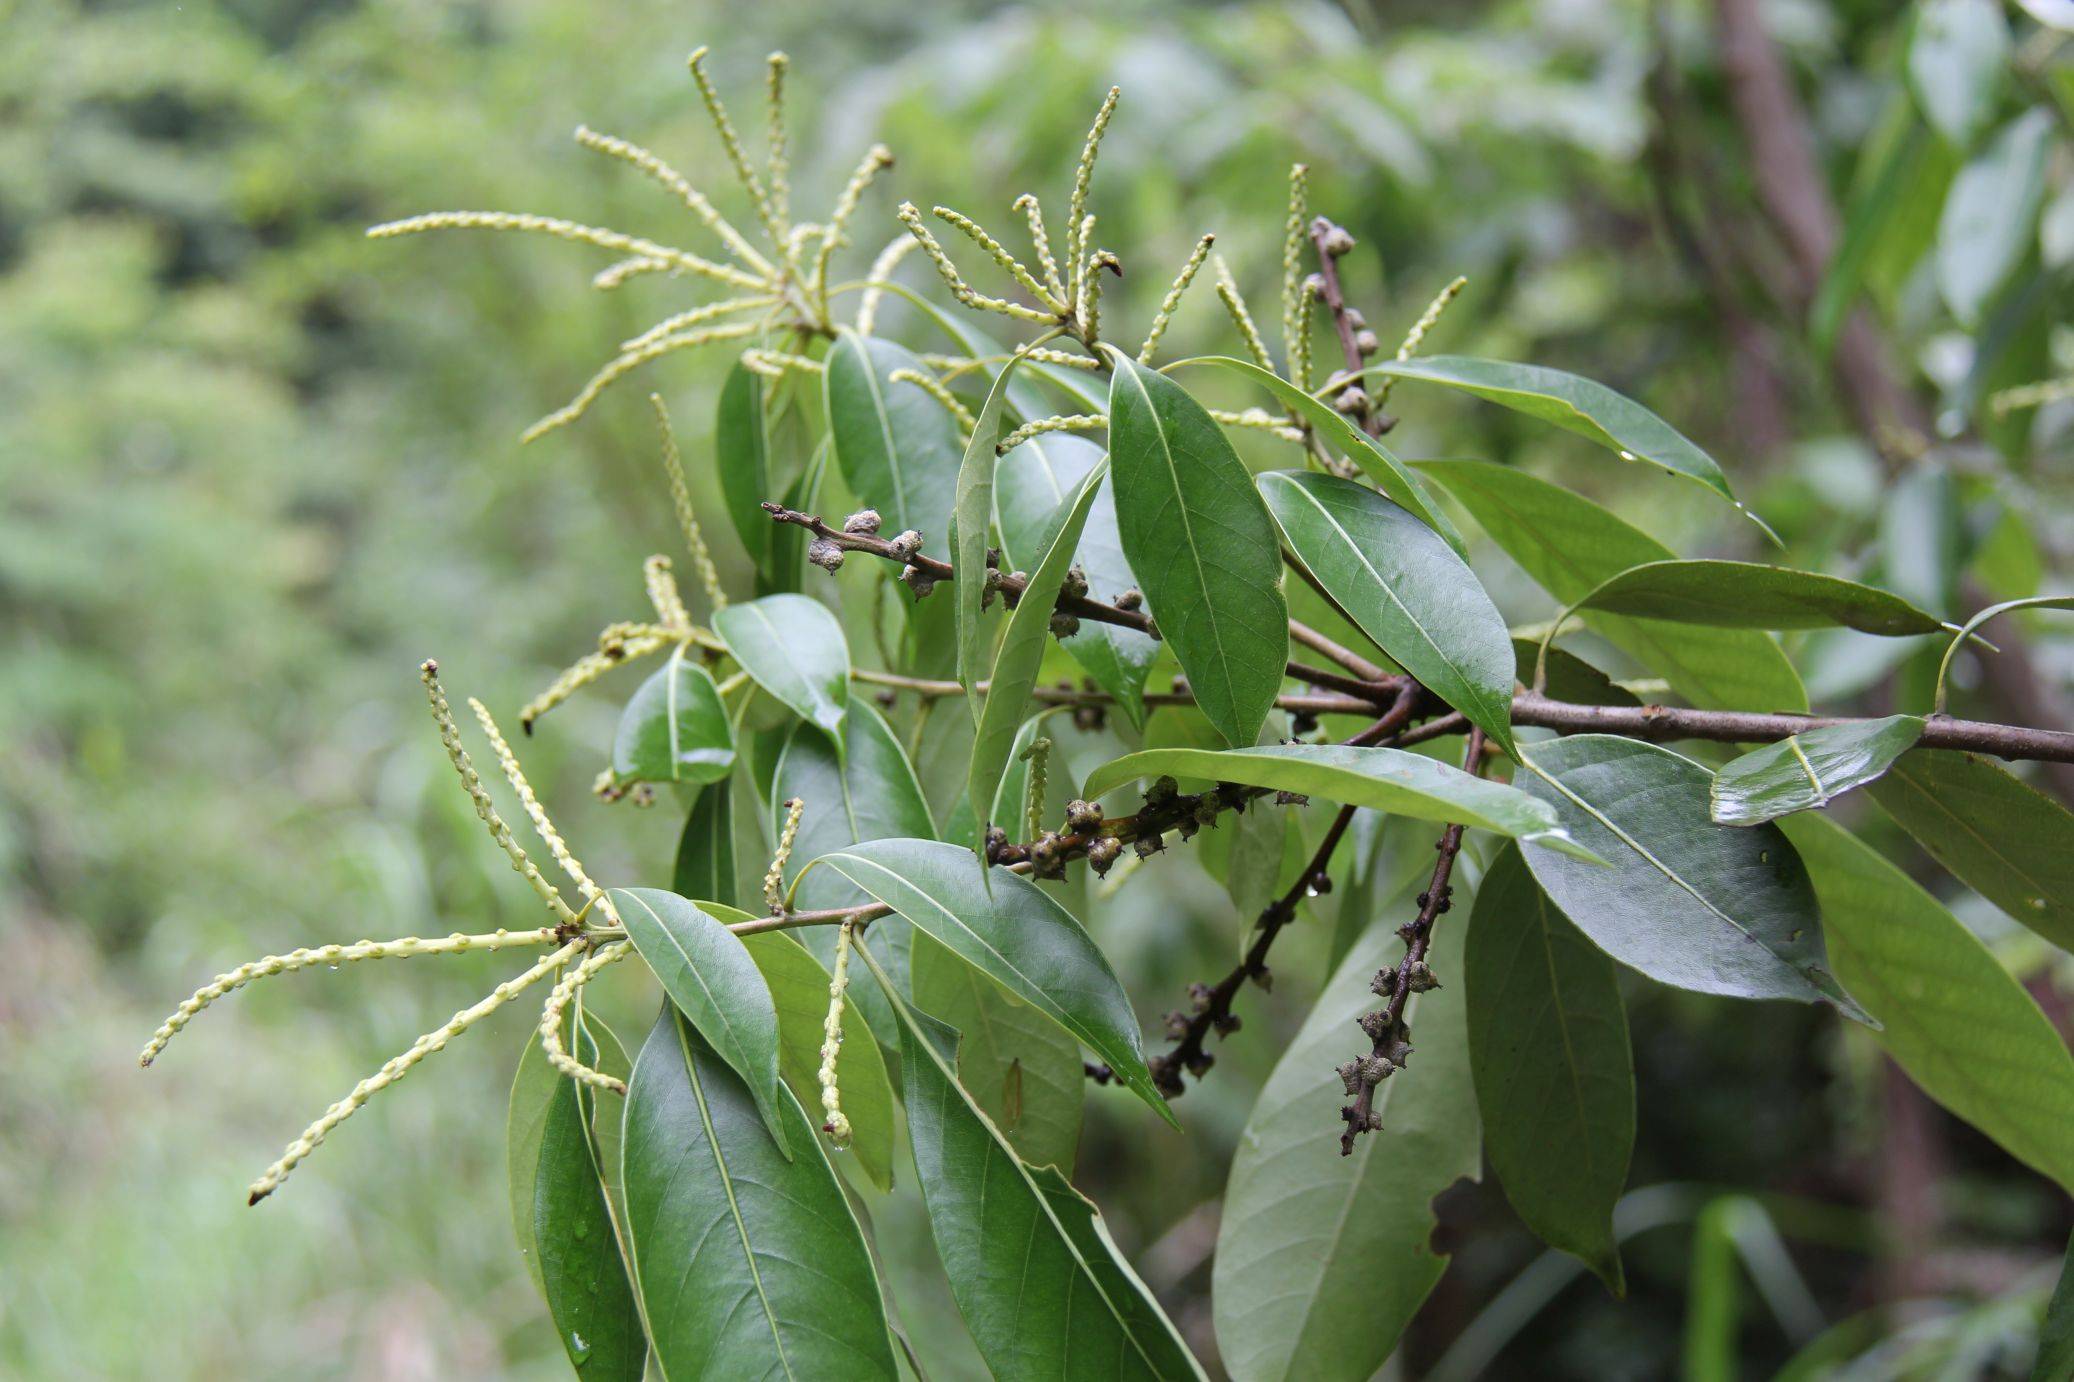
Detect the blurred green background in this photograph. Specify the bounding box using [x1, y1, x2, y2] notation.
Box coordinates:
[4, 0, 2069, 1376]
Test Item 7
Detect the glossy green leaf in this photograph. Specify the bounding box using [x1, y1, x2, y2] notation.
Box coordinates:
[1466, 844, 1631, 1293]
[1709, 716, 1925, 826]
[1935, 594, 2074, 712]
[1908, 0, 2010, 148]
[739, 929, 897, 1192]
[1082, 744, 1598, 860]
[1213, 909, 1479, 1381]
[1812, 116, 1952, 358]
[1372, 357, 1768, 535]
[765, 438, 828, 595]
[611, 649, 736, 787]
[911, 929, 1084, 1173]
[1779, 812, 2074, 1193]
[2034, 1233, 2074, 1382]
[507, 1030, 564, 1297]
[1574, 560, 1948, 636]
[951, 351, 1026, 736]
[813, 836, 1175, 1124]
[998, 434, 1158, 729]
[1263, 469, 1515, 753]
[1420, 460, 1807, 712]
[1104, 348, 1288, 748]
[771, 697, 936, 1042]
[1515, 735, 1869, 1021]
[715, 361, 771, 565]
[864, 951, 1203, 1381]
[1170, 355, 1465, 553]
[826, 328, 962, 560]
[1938, 109, 2053, 327]
[713, 594, 849, 746]
[1868, 751, 2074, 951]
[970, 462, 1105, 848]
[1512, 638, 1639, 708]
[610, 887, 790, 1156]
[622, 1007, 897, 1378]
[533, 1015, 645, 1382]
[672, 781, 736, 904]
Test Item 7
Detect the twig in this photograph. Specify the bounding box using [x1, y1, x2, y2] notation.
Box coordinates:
[1307, 216, 1391, 436]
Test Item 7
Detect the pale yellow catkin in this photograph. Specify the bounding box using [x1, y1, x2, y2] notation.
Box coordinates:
[1375, 275, 1467, 408]
[572, 126, 776, 278]
[620, 296, 779, 353]
[817, 922, 855, 1145]
[856, 235, 919, 335]
[593, 255, 671, 290]
[765, 52, 791, 227]
[1012, 193, 1065, 301]
[539, 940, 636, 1093]
[366, 212, 765, 293]
[520, 636, 671, 731]
[996, 413, 1107, 454]
[765, 797, 805, 914]
[1213, 255, 1275, 373]
[520, 322, 759, 443]
[1139, 234, 1215, 364]
[889, 368, 978, 433]
[896, 203, 1058, 325]
[933, 205, 1061, 312]
[649, 396, 727, 610]
[139, 928, 560, 1067]
[1065, 87, 1121, 289]
[246, 941, 581, 1204]
[686, 47, 784, 248]
[812, 145, 895, 307]
[1281, 163, 1309, 371]
[468, 698, 611, 921]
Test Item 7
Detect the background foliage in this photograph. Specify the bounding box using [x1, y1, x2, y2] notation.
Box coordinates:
[3, 0, 2069, 1375]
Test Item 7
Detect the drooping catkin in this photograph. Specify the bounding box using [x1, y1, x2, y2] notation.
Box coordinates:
[933, 205, 1060, 311]
[889, 368, 977, 433]
[619, 296, 779, 354]
[572, 126, 775, 277]
[649, 397, 727, 610]
[765, 797, 805, 913]
[421, 661, 576, 924]
[896, 203, 1058, 325]
[817, 921, 855, 1145]
[138, 928, 560, 1067]
[520, 322, 759, 443]
[996, 413, 1107, 454]
[539, 940, 636, 1093]
[1012, 193, 1064, 301]
[245, 941, 581, 1204]
[856, 235, 918, 335]
[468, 697, 607, 916]
[366, 212, 765, 292]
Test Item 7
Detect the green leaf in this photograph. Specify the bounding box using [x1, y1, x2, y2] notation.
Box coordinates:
[610, 887, 791, 1156]
[739, 929, 897, 1192]
[507, 1031, 563, 1298]
[1104, 348, 1289, 748]
[1420, 460, 1807, 712]
[1512, 638, 1639, 708]
[2034, 1232, 2074, 1382]
[997, 434, 1159, 729]
[951, 350, 1026, 736]
[1709, 716, 1926, 826]
[1082, 744, 1598, 860]
[1263, 469, 1516, 754]
[1212, 907, 1480, 1381]
[771, 697, 936, 1042]
[622, 1007, 898, 1378]
[1938, 109, 2053, 327]
[1778, 812, 2074, 1194]
[1465, 843, 1631, 1293]
[813, 836, 1176, 1125]
[1868, 751, 2074, 951]
[911, 929, 1084, 1173]
[1515, 735, 1869, 1021]
[970, 461, 1105, 848]
[533, 1015, 646, 1382]
[1813, 115, 1951, 358]
[1573, 560, 1949, 636]
[863, 950, 1204, 1381]
[672, 781, 737, 904]
[1935, 594, 2074, 712]
[1908, 0, 2011, 148]
[611, 649, 736, 787]
[713, 593, 849, 746]
[765, 438, 829, 595]
[715, 362, 771, 565]
[1371, 357, 1770, 537]
[1169, 355, 1465, 553]
[826, 328, 962, 560]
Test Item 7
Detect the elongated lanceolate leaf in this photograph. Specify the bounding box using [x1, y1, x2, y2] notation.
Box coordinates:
[970, 462, 1105, 849]
[612, 650, 736, 786]
[671, 781, 736, 905]
[715, 362, 772, 565]
[1082, 743, 1598, 860]
[1171, 355, 1464, 552]
[1466, 844, 1631, 1293]
[952, 351, 1026, 734]
[2035, 1233, 2074, 1382]
[713, 594, 849, 746]
[814, 836, 1175, 1124]
[825, 328, 962, 559]
[1937, 109, 2053, 327]
[610, 887, 790, 1155]
[622, 1007, 898, 1378]
[997, 434, 1159, 728]
[1370, 356, 1773, 538]
[864, 951, 1204, 1381]
[1869, 751, 2074, 951]
[1213, 911, 1479, 1381]
[1104, 348, 1288, 748]
[1515, 735, 1870, 1022]
[507, 1011, 629, 1303]
[1575, 560, 1949, 636]
[1780, 813, 2074, 1193]
[1263, 468, 1515, 753]
[1419, 460, 1807, 712]
[1709, 716, 1925, 826]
